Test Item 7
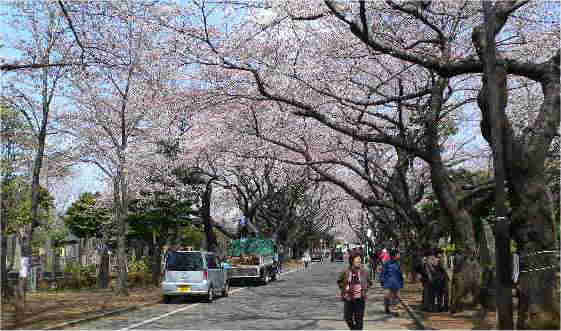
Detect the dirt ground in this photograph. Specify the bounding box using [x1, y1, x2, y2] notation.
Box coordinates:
[1, 286, 162, 330]
[398, 280, 498, 330]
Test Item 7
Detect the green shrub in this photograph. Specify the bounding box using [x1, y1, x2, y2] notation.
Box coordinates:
[128, 271, 152, 288]
[129, 256, 150, 273]
[128, 256, 151, 288]
[62, 262, 96, 289]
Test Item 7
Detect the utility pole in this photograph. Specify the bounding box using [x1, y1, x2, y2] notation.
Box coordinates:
[482, 1, 513, 329]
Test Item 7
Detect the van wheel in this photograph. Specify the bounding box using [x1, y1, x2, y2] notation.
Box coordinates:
[262, 271, 270, 285]
[222, 281, 229, 297]
[206, 287, 214, 303]
[163, 295, 171, 304]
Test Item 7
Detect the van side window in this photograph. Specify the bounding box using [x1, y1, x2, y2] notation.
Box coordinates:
[206, 255, 218, 269]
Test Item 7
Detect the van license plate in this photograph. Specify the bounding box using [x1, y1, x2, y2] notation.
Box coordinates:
[178, 286, 190, 293]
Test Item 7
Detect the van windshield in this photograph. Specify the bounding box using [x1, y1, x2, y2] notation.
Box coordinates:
[166, 252, 203, 271]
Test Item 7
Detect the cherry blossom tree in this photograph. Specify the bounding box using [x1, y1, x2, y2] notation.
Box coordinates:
[0, 1, 75, 321]
[57, 0, 188, 295]
[472, 2, 559, 327]
[149, 0, 558, 325]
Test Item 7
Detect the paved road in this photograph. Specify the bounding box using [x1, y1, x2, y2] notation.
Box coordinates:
[71, 262, 413, 330]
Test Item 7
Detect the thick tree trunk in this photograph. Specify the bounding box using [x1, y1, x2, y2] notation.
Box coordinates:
[511, 178, 560, 329]
[427, 78, 482, 314]
[476, 49, 559, 331]
[478, 219, 497, 322]
[472, 4, 560, 327]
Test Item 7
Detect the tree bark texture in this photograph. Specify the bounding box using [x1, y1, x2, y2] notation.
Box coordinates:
[152, 244, 162, 287]
[1, 181, 10, 299]
[480, 3, 513, 328]
[472, 3, 560, 326]
[472, 1, 560, 329]
[97, 249, 110, 289]
[114, 162, 129, 296]
[201, 182, 218, 253]
[427, 78, 482, 313]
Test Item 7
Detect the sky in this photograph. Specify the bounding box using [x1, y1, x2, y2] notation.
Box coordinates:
[0, 2, 108, 213]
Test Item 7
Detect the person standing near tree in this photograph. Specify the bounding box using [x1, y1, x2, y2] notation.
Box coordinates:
[433, 249, 449, 312]
[381, 249, 404, 316]
[337, 253, 369, 330]
[369, 252, 378, 281]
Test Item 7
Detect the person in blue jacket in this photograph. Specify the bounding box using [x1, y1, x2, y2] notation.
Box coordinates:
[381, 248, 404, 316]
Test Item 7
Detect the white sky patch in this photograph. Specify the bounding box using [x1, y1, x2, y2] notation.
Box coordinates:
[250, 8, 278, 26]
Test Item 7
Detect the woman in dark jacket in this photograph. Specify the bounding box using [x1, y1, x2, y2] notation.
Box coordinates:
[381, 249, 404, 316]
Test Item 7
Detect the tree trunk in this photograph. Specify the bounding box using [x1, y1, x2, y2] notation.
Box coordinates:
[152, 244, 162, 287]
[78, 238, 83, 266]
[427, 78, 482, 314]
[478, 219, 497, 322]
[475, 47, 559, 331]
[511, 178, 560, 329]
[14, 231, 32, 326]
[114, 166, 129, 296]
[97, 249, 109, 289]
[201, 182, 218, 253]
[0, 191, 10, 299]
[478, 5, 513, 327]
[471, 3, 560, 326]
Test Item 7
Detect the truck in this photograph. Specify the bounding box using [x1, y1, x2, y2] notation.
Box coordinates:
[226, 238, 279, 285]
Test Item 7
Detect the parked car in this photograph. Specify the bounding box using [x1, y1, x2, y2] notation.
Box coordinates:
[161, 250, 229, 303]
[311, 253, 323, 263]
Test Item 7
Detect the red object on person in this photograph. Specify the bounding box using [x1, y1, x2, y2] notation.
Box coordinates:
[379, 250, 390, 263]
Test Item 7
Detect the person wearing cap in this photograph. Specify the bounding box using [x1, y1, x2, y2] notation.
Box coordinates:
[380, 248, 404, 316]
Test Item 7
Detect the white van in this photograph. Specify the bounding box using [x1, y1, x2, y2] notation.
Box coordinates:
[162, 250, 229, 303]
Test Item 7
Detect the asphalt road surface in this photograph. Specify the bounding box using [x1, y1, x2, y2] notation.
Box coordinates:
[71, 262, 411, 330]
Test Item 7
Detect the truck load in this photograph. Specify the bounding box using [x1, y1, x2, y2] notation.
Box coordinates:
[227, 238, 279, 285]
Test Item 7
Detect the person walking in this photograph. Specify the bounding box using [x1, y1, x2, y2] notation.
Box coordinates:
[369, 253, 378, 281]
[337, 253, 369, 330]
[303, 251, 311, 270]
[278, 248, 284, 274]
[381, 248, 404, 316]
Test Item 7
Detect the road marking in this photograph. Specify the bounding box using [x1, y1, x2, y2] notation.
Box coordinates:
[118, 287, 246, 330]
[119, 270, 299, 330]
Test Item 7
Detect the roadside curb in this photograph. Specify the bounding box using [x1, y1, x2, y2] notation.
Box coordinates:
[398, 297, 434, 330]
[44, 299, 161, 330]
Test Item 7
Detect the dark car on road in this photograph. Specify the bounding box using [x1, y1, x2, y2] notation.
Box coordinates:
[333, 251, 345, 263]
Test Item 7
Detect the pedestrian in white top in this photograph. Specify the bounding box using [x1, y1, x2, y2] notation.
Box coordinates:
[303, 251, 311, 270]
